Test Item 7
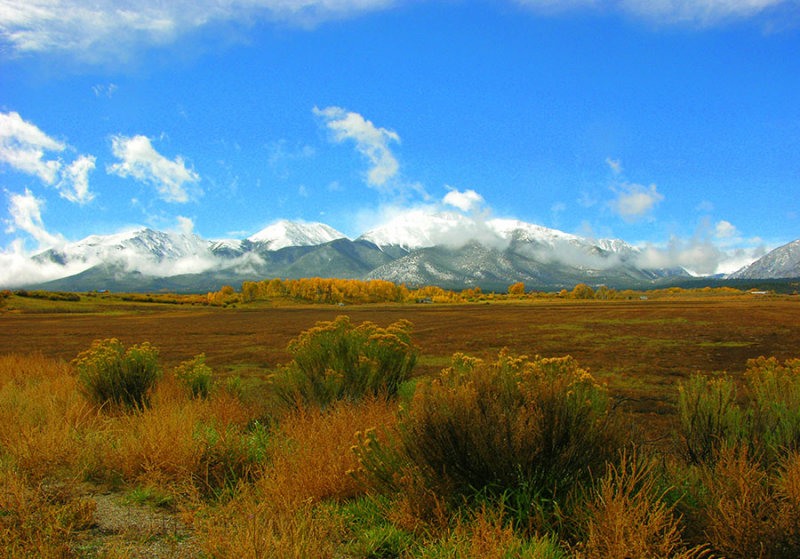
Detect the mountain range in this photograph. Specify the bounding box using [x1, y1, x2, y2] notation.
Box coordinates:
[16, 215, 800, 293]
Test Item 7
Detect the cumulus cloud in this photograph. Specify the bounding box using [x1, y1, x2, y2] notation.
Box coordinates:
[108, 135, 200, 203]
[1, 111, 98, 203]
[0, 110, 65, 184]
[443, 187, 484, 213]
[0, 0, 399, 63]
[57, 155, 96, 204]
[714, 219, 738, 239]
[5, 188, 64, 248]
[609, 182, 663, 221]
[314, 106, 400, 191]
[176, 215, 195, 235]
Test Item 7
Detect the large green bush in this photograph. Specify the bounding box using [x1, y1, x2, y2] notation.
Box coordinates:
[72, 338, 161, 410]
[272, 315, 418, 407]
[356, 350, 626, 527]
[678, 357, 800, 465]
[677, 374, 746, 464]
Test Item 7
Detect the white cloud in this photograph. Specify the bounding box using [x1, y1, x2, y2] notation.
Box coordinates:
[0, 110, 65, 184]
[356, 204, 510, 251]
[619, 0, 795, 25]
[443, 187, 484, 212]
[714, 219, 738, 239]
[57, 154, 96, 204]
[92, 83, 118, 97]
[609, 182, 664, 221]
[0, 239, 88, 288]
[514, 0, 798, 24]
[5, 188, 64, 248]
[176, 215, 195, 235]
[605, 157, 623, 175]
[108, 134, 200, 203]
[0, 0, 399, 62]
[635, 234, 766, 276]
[0, 0, 792, 67]
[313, 106, 400, 190]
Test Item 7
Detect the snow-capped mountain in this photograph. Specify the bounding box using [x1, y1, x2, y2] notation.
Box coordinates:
[30, 228, 219, 281]
[358, 211, 478, 251]
[9, 214, 738, 292]
[247, 220, 346, 250]
[728, 240, 800, 279]
[35, 228, 213, 267]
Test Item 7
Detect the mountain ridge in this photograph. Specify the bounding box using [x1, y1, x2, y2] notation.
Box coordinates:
[12, 216, 797, 292]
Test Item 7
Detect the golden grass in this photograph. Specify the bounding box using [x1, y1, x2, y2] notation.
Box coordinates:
[257, 395, 399, 506]
[0, 463, 95, 558]
[576, 451, 706, 559]
[3, 310, 800, 557]
[196, 491, 344, 558]
[193, 397, 399, 556]
[0, 354, 97, 481]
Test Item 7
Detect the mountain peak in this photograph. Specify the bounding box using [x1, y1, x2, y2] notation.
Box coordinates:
[728, 239, 800, 279]
[247, 220, 347, 250]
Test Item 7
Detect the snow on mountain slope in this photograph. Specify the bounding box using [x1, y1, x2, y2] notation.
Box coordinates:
[247, 220, 346, 250]
[728, 239, 800, 279]
[34, 228, 217, 277]
[358, 211, 482, 250]
[359, 211, 639, 262]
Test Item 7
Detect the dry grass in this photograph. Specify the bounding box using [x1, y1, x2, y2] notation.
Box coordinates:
[3, 298, 799, 435]
[196, 490, 344, 559]
[576, 450, 706, 559]
[0, 353, 97, 481]
[3, 301, 800, 556]
[87, 376, 261, 494]
[695, 445, 800, 558]
[257, 395, 399, 506]
[194, 397, 399, 556]
[418, 504, 567, 558]
[0, 464, 96, 558]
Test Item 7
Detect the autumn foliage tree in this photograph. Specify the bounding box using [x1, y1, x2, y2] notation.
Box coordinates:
[508, 282, 525, 296]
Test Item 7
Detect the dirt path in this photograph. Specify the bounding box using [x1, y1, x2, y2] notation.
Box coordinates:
[74, 490, 200, 558]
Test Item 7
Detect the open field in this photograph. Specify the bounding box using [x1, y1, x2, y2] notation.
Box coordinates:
[3, 296, 799, 428]
[3, 294, 800, 557]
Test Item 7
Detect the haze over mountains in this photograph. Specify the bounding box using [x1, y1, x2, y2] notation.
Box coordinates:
[10, 215, 799, 293]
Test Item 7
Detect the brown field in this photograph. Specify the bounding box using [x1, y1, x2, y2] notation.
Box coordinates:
[3, 294, 800, 557]
[3, 296, 799, 433]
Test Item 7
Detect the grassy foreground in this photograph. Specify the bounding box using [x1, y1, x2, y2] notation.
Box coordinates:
[2, 304, 800, 558]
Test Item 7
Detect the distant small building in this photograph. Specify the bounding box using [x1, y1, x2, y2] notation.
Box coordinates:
[416, 297, 433, 304]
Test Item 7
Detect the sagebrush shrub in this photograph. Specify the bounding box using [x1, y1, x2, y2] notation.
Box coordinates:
[746, 356, 800, 460]
[273, 315, 418, 407]
[677, 357, 800, 465]
[677, 374, 746, 465]
[72, 338, 161, 410]
[173, 353, 214, 398]
[356, 350, 625, 528]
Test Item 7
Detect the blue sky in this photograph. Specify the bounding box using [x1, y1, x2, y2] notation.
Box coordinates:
[1, 0, 799, 276]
